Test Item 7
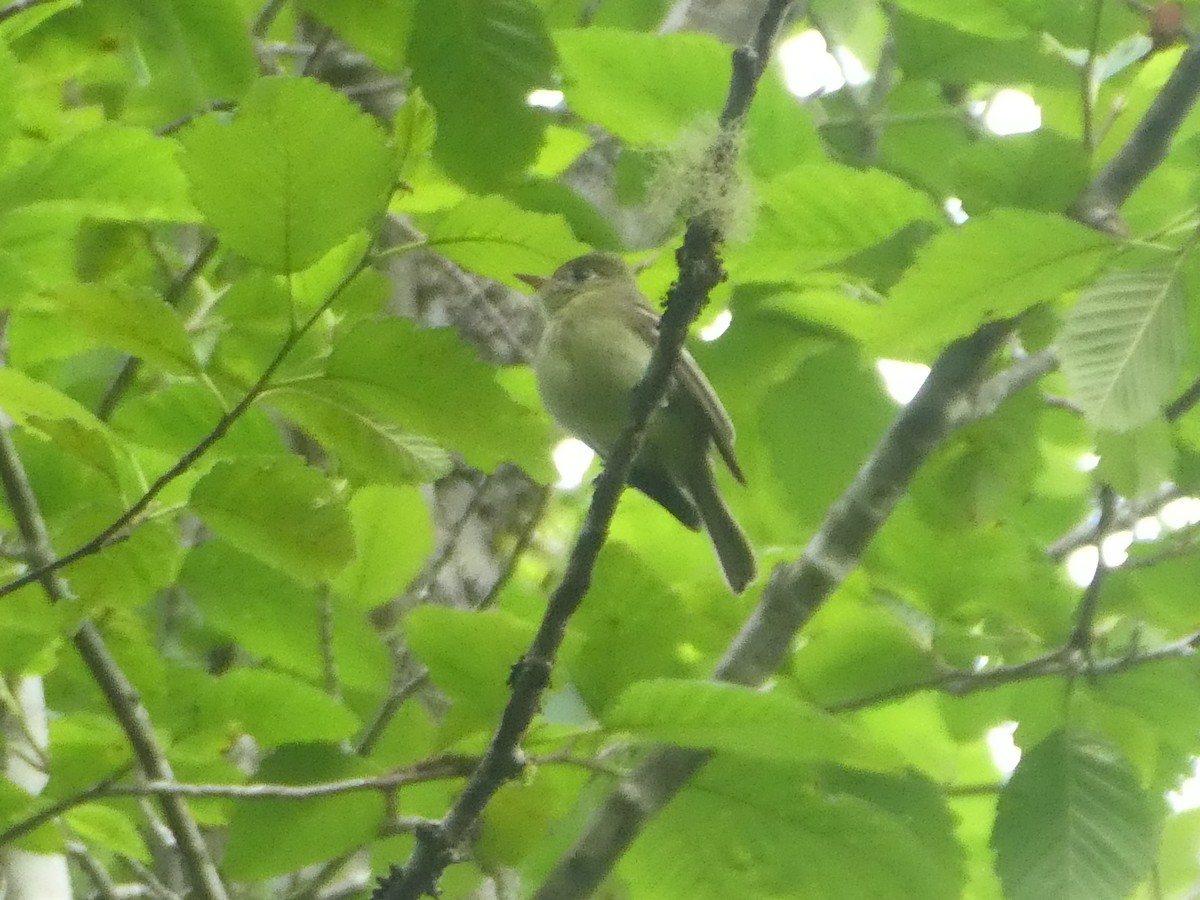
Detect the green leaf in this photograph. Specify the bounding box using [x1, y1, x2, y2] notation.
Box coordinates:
[65, 805, 150, 862]
[760, 346, 894, 531]
[223, 744, 385, 879]
[951, 131, 1090, 214]
[405, 606, 536, 732]
[393, 88, 437, 183]
[0, 369, 111, 436]
[0, 125, 199, 222]
[324, 318, 554, 477]
[409, 0, 555, 187]
[24, 283, 198, 375]
[1095, 421, 1175, 498]
[181, 542, 325, 681]
[876, 210, 1115, 358]
[190, 457, 356, 584]
[271, 387, 453, 486]
[299, 0, 414, 71]
[217, 669, 359, 745]
[890, 0, 1042, 39]
[623, 758, 964, 900]
[332, 484, 434, 609]
[112, 382, 286, 461]
[0, 206, 85, 308]
[729, 163, 942, 282]
[555, 29, 730, 146]
[992, 730, 1160, 900]
[420, 194, 589, 287]
[1059, 268, 1186, 431]
[605, 679, 896, 770]
[179, 76, 393, 272]
[125, 0, 257, 120]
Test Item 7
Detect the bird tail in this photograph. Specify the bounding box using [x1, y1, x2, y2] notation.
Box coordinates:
[689, 463, 756, 594]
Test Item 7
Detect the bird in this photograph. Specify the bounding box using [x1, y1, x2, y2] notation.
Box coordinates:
[519, 253, 756, 593]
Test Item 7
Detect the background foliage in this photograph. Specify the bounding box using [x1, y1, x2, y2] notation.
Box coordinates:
[0, 0, 1198, 899]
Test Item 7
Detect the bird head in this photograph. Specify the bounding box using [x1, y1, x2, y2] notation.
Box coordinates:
[517, 253, 635, 312]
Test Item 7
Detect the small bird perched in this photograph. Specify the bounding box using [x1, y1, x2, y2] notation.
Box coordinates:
[519, 253, 756, 593]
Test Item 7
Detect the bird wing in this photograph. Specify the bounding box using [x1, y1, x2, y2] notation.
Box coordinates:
[623, 295, 746, 485]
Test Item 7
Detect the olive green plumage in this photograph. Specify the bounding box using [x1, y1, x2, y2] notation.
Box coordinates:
[527, 253, 756, 593]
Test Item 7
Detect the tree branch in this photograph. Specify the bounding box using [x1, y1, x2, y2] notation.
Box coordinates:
[1072, 41, 1200, 232]
[534, 25, 1200, 898]
[371, 5, 795, 899]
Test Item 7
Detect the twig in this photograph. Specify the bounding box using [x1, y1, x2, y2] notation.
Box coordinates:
[1080, 0, 1106, 152]
[831, 627, 1200, 713]
[252, 0, 288, 37]
[1165, 372, 1200, 420]
[1047, 483, 1179, 562]
[1072, 42, 1200, 231]
[0, 756, 479, 849]
[1067, 485, 1116, 656]
[371, 5, 795, 899]
[98, 237, 219, 421]
[0, 248, 374, 601]
[0, 0, 56, 25]
[476, 484, 551, 609]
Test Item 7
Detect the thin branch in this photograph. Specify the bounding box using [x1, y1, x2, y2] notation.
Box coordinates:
[831, 627, 1200, 713]
[1073, 41, 1200, 232]
[477, 484, 552, 609]
[372, 5, 795, 899]
[355, 672, 430, 757]
[1080, 0, 1106, 152]
[252, 0, 288, 37]
[1067, 485, 1116, 655]
[98, 237, 219, 421]
[0, 0, 57, 24]
[1047, 483, 1179, 562]
[1165, 372, 1200, 420]
[0, 756, 479, 849]
[0, 248, 374, 601]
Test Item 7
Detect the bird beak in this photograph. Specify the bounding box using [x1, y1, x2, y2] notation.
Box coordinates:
[516, 273, 546, 290]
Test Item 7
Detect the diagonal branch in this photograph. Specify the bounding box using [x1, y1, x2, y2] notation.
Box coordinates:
[371, 4, 796, 899]
[1073, 41, 1200, 232]
[535, 22, 1200, 900]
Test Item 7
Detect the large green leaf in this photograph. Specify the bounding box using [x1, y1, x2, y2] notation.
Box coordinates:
[420, 194, 589, 286]
[22, 282, 199, 375]
[0, 125, 199, 222]
[604, 679, 895, 770]
[875, 210, 1115, 358]
[124, 0, 256, 121]
[409, 0, 555, 188]
[299, 0, 414, 71]
[1058, 268, 1186, 431]
[622, 759, 964, 900]
[223, 744, 385, 879]
[190, 457, 356, 584]
[179, 77, 393, 272]
[992, 730, 1160, 900]
[890, 0, 1043, 38]
[332, 484, 434, 609]
[271, 387, 452, 487]
[729, 163, 942, 282]
[323, 317, 554, 477]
